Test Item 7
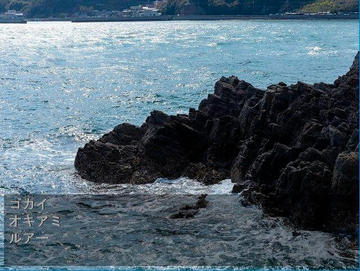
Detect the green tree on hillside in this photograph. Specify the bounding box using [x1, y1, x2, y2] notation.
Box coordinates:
[300, 0, 358, 12]
[0, 0, 358, 17]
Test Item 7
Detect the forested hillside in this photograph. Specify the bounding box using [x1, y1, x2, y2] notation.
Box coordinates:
[299, 0, 358, 13]
[0, 0, 357, 17]
[160, 0, 314, 15]
[160, 0, 358, 15]
[0, 0, 155, 17]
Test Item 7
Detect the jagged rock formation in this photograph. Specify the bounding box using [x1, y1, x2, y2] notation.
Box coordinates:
[75, 53, 359, 233]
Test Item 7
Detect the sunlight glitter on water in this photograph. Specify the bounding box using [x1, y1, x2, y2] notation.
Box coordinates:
[0, 20, 358, 195]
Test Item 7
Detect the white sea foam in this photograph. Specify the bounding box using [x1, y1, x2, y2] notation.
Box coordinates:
[307, 46, 338, 56]
[84, 177, 234, 195]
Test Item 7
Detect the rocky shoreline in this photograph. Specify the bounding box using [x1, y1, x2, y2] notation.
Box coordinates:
[75, 54, 359, 234]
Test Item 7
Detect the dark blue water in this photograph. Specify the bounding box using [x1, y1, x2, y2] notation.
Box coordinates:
[0, 20, 358, 269]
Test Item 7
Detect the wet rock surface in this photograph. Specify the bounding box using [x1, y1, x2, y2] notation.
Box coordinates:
[75, 54, 359, 234]
[169, 194, 208, 219]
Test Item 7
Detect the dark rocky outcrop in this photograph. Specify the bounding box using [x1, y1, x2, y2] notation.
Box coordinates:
[169, 194, 208, 219]
[75, 53, 359, 234]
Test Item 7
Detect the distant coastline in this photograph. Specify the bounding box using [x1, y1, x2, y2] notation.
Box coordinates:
[2, 13, 357, 24]
[0, 18, 26, 23]
[70, 13, 358, 22]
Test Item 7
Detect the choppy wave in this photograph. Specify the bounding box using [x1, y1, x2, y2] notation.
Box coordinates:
[2, 193, 359, 269]
[84, 178, 234, 195]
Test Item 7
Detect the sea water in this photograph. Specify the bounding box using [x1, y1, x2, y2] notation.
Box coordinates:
[0, 20, 358, 269]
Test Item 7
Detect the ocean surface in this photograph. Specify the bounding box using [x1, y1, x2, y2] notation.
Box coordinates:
[0, 20, 358, 269]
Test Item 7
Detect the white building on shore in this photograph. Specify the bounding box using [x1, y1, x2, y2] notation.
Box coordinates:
[122, 6, 161, 17]
[1, 10, 24, 19]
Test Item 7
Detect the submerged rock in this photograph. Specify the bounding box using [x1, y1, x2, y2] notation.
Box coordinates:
[169, 194, 209, 219]
[75, 54, 359, 234]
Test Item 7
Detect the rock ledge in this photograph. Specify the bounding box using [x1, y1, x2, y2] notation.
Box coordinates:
[75, 54, 359, 234]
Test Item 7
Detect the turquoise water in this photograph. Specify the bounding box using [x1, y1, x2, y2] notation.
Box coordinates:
[0, 20, 358, 269]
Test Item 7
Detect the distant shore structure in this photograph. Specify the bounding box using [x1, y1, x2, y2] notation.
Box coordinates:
[2, 10, 24, 19]
[0, 10, 26, 23]
[72, 5, 161, 19]
[122, 5, 162, 17]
